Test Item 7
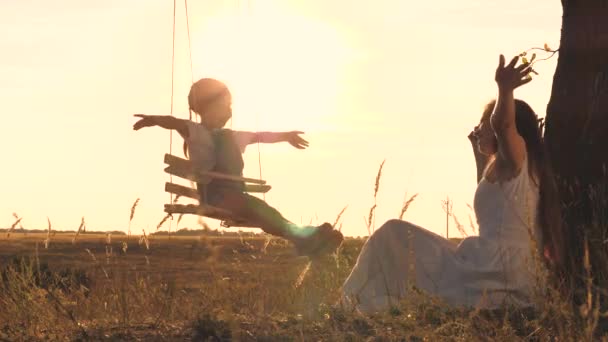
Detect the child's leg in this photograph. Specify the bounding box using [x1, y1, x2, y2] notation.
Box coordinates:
[211, 190, 343, 252]
[212, 189, 305, 237]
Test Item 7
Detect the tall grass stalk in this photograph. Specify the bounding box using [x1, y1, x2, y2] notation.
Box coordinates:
[72, 217, 86, 245]
[399, 193, 418, 220]
[333, 205, 348, 229]
[6, 214, 22, 238]
[128, 198, 140, 238]
[44, 217, 52, 249]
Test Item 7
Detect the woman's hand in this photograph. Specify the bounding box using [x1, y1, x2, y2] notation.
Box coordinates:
[495, 54, 533, 91]
[133, 114, 155, 131]
[468, 126, 478, 145]
[284, 131, 309, 149]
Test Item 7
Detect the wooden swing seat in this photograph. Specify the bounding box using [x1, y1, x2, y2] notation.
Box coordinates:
[162, 153, 271, 227]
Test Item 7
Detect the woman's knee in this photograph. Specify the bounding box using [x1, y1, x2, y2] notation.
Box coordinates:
[372, 219, 413, 239]
[377, 219, 411, 232]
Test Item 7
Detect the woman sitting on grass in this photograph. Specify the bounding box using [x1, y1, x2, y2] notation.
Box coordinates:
[133, 77, 343, 256]
[341, 55, 569, 313]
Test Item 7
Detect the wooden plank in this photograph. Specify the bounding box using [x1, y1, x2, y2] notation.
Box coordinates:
[164, 153, 193, 170]
[164, 165, 199, 183]
[165, 182, 271, 199]
[244, 184, 272, 193]
[163, 204, 251, 227]
[165, 183, 199, 200]
[201, 171, 266, 185]
[164, 153, 267, 185]
[164, 203, 229, 217]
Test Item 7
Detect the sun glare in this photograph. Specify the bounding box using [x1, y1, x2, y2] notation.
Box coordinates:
[189, 9, 353, 131]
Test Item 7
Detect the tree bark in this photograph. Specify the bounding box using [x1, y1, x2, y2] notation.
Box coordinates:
[545, 0, 608, 292]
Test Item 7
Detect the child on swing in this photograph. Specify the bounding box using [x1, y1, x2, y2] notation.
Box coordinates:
[133, 78, 343, 255]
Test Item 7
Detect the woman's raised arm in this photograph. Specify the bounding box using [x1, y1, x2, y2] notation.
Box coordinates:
[490, 55, 530, 175]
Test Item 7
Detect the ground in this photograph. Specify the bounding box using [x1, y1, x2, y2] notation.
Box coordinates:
[0, 232, 588, 341]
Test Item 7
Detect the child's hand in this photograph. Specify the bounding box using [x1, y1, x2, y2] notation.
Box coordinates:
[495, 54, 533, 91]
[284, 131, 309, 149]
[133, 114, 155, 130]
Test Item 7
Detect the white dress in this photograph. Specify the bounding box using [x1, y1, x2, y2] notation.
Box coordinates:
[341, 157, 543, 313]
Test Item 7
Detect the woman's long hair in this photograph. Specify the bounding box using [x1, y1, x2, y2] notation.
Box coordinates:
[482, 100, 569, 280]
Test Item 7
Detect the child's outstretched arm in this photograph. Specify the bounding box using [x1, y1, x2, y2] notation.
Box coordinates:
[133, 114, 189, 139]
[254, 131, 309, 149]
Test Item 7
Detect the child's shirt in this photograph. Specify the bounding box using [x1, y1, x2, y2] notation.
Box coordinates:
[184, 120, 256, 184]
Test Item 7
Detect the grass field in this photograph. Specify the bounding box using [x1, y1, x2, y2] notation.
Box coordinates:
[0, 232, 595, 341]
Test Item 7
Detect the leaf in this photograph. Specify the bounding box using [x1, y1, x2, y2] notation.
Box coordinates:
[520, 51, 527, 57]
[544, 43, 551, 52]
[530, 53, 536, 63]
[522, 56, 529, 64]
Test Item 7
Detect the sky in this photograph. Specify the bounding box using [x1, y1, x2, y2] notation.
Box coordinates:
[0, 0, 563, 237]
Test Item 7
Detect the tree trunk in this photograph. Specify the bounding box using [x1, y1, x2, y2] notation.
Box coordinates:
[545, 0, 608, 295]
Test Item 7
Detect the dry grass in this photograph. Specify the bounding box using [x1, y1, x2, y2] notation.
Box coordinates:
[0, 233, 353, 340]
[72, 217, 86, 245]
[43, 217, 52, 249]
[6, 213, 22, 238]
[399, 193, 418, 220]
[365, 160, 385, 235]
[0, 232, 600, 341]
[128, 198, 140, 237]
[333, 205, 348, 231]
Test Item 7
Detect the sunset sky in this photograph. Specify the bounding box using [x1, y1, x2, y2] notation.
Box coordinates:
[1, 0, 562, 237]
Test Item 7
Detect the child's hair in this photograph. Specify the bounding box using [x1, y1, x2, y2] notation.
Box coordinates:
[188, 78, 231, 115]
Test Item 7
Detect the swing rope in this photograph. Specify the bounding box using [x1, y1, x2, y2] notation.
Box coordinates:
[169, 0, 266, 209]
[246, 0, 265, 200]
[168, 0, 177, 208]
[184, 0, 194, 121]
[237, 0, 265, 198]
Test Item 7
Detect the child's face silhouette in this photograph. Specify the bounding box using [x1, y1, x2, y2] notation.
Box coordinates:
[202, 93, 232, 129]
